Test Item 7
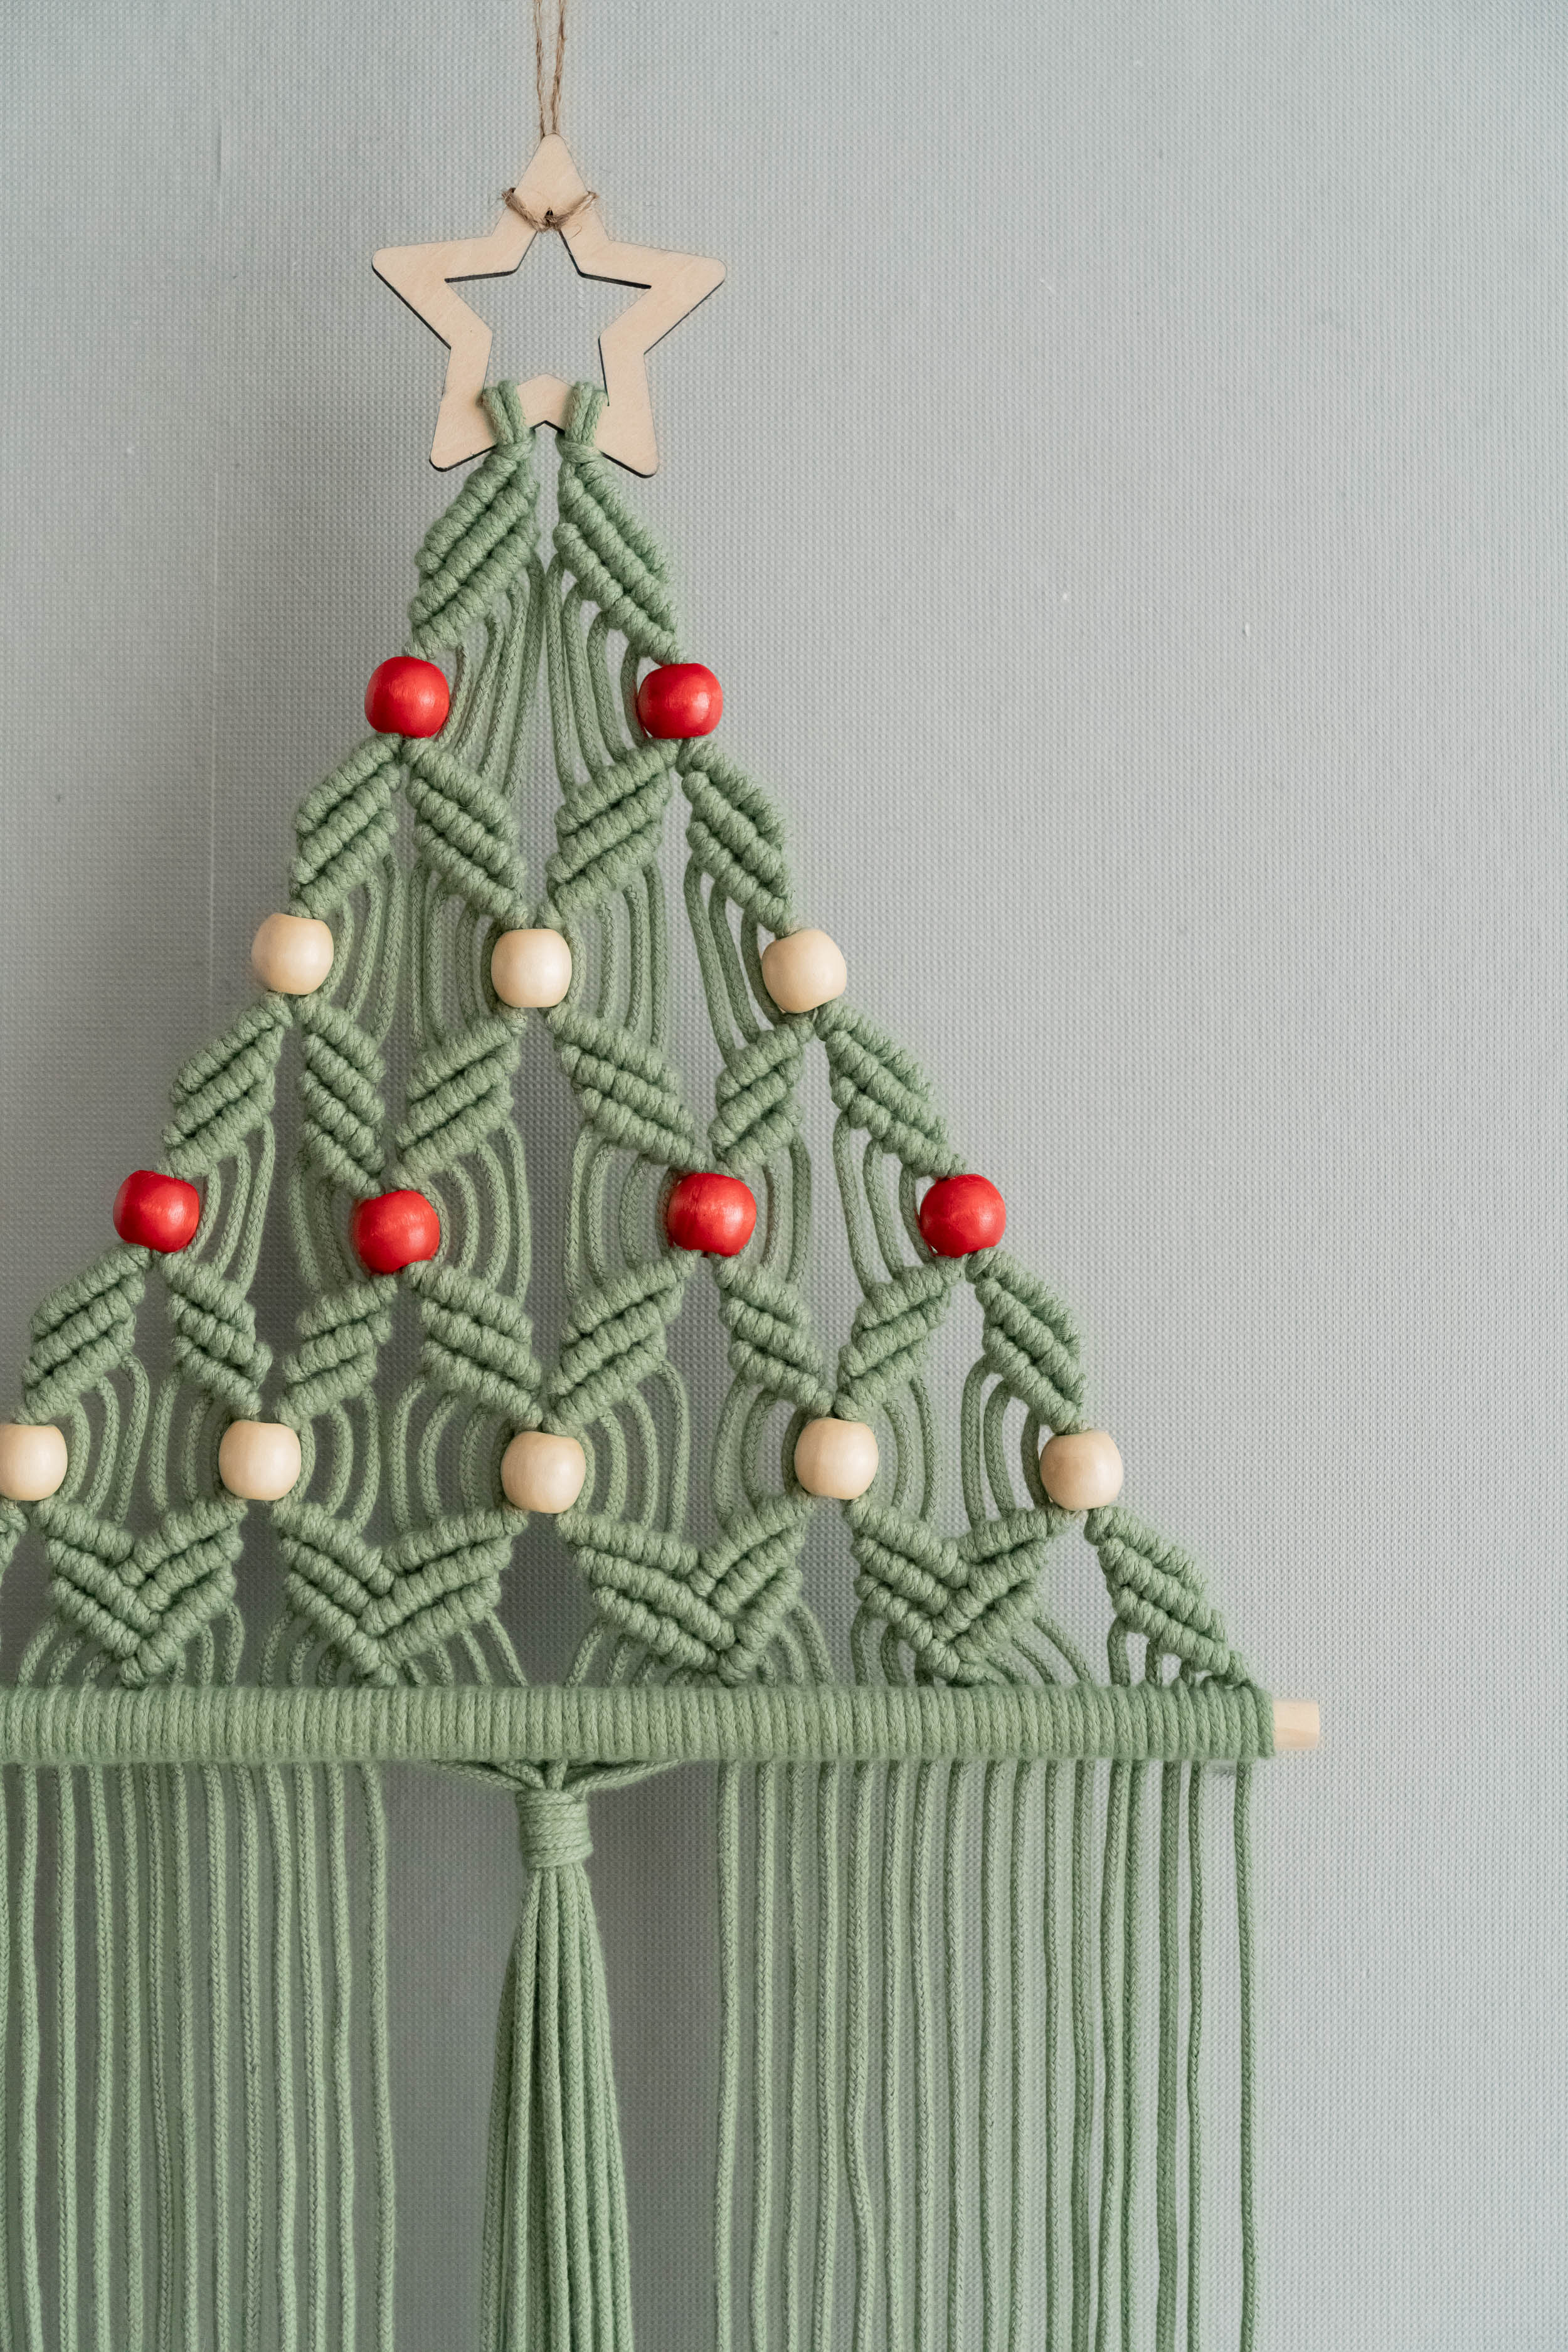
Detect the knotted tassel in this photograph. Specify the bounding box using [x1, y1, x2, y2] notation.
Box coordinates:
[481, 1785, 636, 2352]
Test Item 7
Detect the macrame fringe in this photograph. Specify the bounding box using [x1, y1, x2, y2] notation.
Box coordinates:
[0, 1760, 396, 2351]
[0, 1750, 1256, 2348]
[712, 1756, 1259, 2352]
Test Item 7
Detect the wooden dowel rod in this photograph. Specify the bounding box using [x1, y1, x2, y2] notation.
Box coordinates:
[1271, 1698, 1320, 1752]
[0, 1683, 1300, 1768]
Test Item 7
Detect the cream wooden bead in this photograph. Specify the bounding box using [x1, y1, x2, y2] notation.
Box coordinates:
[794, 1416, 878, 1502]
[251, 912, 334, 996]
[0, 1422, 67, 1503]
[1039, 1429, 1124, 1512]
[761, 928, 848, 1015]
[218, 1419, 302, 1502]
[492, 928, 573, 1009]
[1271, 1698, 1320, 1753]
[502, 1430, 587, 1515]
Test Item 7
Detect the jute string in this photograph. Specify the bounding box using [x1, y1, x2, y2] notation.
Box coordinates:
[535, 0, 568, 139]
[503, 0, 596, 234]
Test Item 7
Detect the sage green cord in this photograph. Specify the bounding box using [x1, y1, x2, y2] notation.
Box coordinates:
[0, 1678, 1272, 1767]
[702, 1756, 1262, 2348]
[1236, 1764, 1259, 2352]
[714, 1760, 740, 2352]
[1187, 1764, 1205, 2352]
[753, 1759, 780, 2352]
[0, 383, 1281, 2346]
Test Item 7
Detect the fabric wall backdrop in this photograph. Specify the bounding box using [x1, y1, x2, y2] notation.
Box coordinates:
[1, 3, 1562, 2346]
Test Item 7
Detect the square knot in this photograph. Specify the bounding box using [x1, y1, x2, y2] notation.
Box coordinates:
[516, 1788, 593, 1872]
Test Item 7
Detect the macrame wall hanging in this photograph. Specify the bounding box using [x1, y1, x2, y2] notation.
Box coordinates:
[0, 10, 1317, 2347]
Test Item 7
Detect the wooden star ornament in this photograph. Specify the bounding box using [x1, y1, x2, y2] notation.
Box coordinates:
[373, 135, 724, 475]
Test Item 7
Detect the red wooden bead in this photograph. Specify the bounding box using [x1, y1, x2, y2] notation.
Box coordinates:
[364, 655, 451, 739]
[113, 1170, 201, 1254]
[351, 1189, 442, 1275]
[665, 1170, 756, 1257]
[635, 663, 723, 740]
[918, 1173, 1006, 1258]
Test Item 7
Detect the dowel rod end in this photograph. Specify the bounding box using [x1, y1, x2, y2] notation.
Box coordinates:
[1271, 1697, 1320, 1753]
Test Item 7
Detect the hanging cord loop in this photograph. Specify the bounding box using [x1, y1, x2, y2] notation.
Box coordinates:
[534, 0, 568, 139]
[503, 183, 598, 236]
[504, 10, 596, 237]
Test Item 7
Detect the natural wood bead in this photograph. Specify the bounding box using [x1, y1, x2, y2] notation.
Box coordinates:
[794, 1416, 878, 1502]
[0, 1422, 67, 1503]
[501, 1430, 588, 1515]
[1039, 1429, 1124, 1512]
[252, 912, 335, 996]
[761, 928, 847, 1015]
[492, 927, 573, 1009]
[218, 1419, 302, 1503]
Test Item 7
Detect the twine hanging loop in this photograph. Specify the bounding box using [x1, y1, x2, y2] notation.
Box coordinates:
[534, 0, 569, 139]
[503, 183, 598, 235]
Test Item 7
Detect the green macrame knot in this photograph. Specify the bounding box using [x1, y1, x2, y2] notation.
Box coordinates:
[565, 1497, 807, 1680]
[711, 1021, 805, 1168]
[290, 737, 401, 917]
[681, 742, 795, 935]
[546, 1005, 699, 1164]
[1086, 1504, 1246, 1682]
[545, 740, 681, 917]
[280, 1278, 396, 1421]
[297, 998, 386, 1192]
[516, 1786, 593, 1871]
[835, 1260, 958, 1420]
[23, 1249, 146, 1421]
[972, 1251, 1084, 1431]
[162, 1254, 272, 1419]
[849, 1500, 1057, 1683]
[163, 1000, 287, 1175]
[566, 1512, 720, 1670]
[41, 1495, 245, 1687]
[699, 1498, 810, 1682]
[405, 743, 526, 922]
[414, 1262, 543, 1424]
[555, 383, 679, 659]
[816, 999, 961, 1177]
[549, 1254, 696, 1429]
[710, 1256, 832, 1416]
[395, 1012, 520, 1180]
[408, 386, 541, 653]
[275, 1502, 513, 1682]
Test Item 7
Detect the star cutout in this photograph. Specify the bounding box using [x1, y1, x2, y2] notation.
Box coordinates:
[373, 135, 724, 476]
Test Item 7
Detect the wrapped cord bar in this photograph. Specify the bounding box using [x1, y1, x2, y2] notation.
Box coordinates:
[0, 1680, 1285, 1769]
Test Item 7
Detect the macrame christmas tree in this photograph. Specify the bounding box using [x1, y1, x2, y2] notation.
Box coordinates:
[0, 354, 1305, 2345]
